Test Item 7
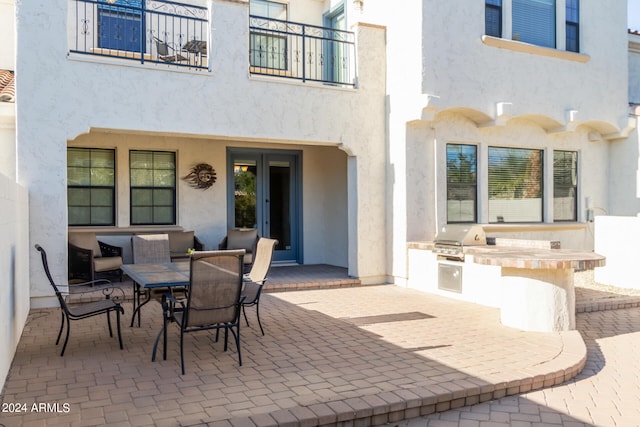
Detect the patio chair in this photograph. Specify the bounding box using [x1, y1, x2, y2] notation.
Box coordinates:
[242, 237, 278, 335]
[154, 37, 189, 63]
[35, 244, 124, 356]
[219, 228, 259, 273]
[132, 234, 171, 264]
[152, 249, 246, 374]
[130, 234, 173, 326]
[68, 232, 123, 282]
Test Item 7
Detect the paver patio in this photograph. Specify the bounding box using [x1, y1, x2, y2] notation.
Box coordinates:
[0, 265, 589, 427]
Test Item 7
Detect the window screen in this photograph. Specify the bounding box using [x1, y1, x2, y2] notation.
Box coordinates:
[553, 151, 577, 221]
[512, 0, 556, 48]
[447, 144, 477, 223]
[488, 147, 543, 223]
[67, 148, 116, 226]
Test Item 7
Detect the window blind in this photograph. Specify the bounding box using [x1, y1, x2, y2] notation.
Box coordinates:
[488, 147, 543, 223]
[512, 0, 556, 48]
[553, 151, 577, 221]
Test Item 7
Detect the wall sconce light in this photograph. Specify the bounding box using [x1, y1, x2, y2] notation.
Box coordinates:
[106, 0, 117, 4]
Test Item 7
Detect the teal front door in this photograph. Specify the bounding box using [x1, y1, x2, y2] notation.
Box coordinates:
[228, 150, 300, 263]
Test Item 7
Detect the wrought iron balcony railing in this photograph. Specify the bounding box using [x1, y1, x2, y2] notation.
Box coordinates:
[69, 1, 358, 85]
[70, 0, 208, 70]
[249, 15, 357, 87]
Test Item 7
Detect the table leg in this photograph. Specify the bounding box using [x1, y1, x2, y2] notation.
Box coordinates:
[130, 282, 151, 327]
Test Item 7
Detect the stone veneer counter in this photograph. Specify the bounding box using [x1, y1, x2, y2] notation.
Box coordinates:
[466, 247, 605, 270]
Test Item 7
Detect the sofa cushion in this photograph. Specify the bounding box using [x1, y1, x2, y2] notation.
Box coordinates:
[68, 232, 102, 257]
[169, 230, 195, 255]
[94, 256, 123, 272]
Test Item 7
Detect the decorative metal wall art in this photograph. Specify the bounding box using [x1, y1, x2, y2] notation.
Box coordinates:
[183, 163, 216, 189]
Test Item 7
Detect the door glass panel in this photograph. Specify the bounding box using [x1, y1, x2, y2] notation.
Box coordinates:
[234, 160, 258, 228]
[269, 160, 291, 251]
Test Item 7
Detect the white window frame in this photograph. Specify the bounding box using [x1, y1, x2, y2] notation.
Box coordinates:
[443, 143, 582, 225]
[483, 0, 587, 62]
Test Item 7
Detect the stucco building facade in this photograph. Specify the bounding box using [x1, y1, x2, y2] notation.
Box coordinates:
[1, 0, 638, 391]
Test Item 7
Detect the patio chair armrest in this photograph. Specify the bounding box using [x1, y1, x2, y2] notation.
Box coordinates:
[164, 292, 186, 317]
[68, 279, 125, 301]
[98, 241, 123, 257]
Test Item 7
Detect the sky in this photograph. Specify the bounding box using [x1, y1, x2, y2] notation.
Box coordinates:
[631, 0, 640, 30]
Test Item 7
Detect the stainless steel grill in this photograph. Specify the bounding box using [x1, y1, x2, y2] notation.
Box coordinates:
[433, 224, 487, 261]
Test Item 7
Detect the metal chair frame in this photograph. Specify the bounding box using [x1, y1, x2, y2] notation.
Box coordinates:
[36, 244, 124, 356]
[152, 249, 246, 374]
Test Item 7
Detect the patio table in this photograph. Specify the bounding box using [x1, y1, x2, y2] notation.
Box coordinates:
[182, 39, 207, 66]
[121, 262, 190, 327]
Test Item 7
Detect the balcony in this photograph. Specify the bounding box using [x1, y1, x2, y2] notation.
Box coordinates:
[70, 0, 208, 71]
[249, 15, 357, 87]
[69, 1, 357, 86]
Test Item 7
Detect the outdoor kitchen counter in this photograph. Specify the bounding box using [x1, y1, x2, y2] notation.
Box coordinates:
[466, 246, 606, 333]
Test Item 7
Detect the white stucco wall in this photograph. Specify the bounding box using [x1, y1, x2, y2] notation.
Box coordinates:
[16, 0, 387, 304]
[407, 248, 502, 308]
[594, 215, 640, 289]
[0, 172, 30, 391]
[421, 0, 629, 131]
[608, 125, 640, 216]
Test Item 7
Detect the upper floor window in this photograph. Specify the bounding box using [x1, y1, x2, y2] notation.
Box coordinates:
[484, 0, 583, 57]
[130, 150, 176, 225]
[512, 0, 556, 48]
[249, 0, 288, 70]
[488, 147, 543, 223]
[446, 144, 477, 223]
[485, 0, 502, 38]
[566, 0, 579, 52]
[553, 150, 578, 221]
[250, 0, 287, 19]
[67, 148, 116, 226]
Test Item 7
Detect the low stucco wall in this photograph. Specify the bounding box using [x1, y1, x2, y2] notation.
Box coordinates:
[594, 215, 640, 289]
[0, 172, 30, 390]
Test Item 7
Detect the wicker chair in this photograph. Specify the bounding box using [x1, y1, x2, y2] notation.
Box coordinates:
[241, 238, 278, 335]
[36, 244, 125, 356]
[68, 232, 123, 282]
[152, 249, 246, 374]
